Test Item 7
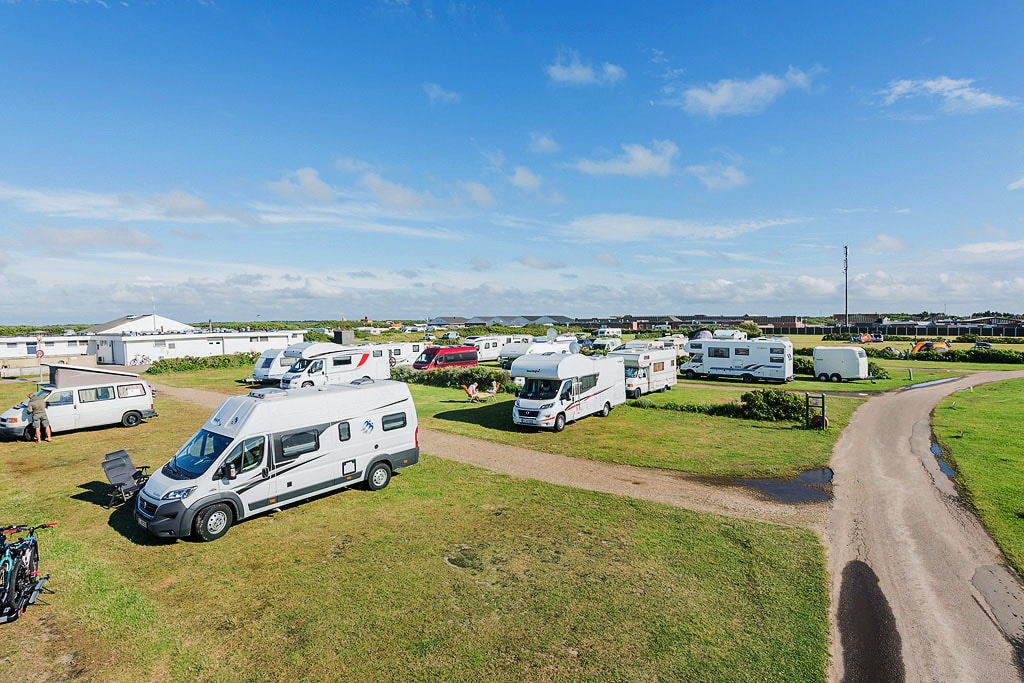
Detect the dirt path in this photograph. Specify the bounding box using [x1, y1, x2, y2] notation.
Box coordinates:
[827, 371, 1024, 682]
[152, 377, 1024, 681]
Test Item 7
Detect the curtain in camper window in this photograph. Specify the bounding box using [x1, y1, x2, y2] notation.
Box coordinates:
[79, 386, 115, 403]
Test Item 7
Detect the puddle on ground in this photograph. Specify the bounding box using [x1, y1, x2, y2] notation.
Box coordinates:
[931, 441, 955, 478]
[738, 467, 834, 503]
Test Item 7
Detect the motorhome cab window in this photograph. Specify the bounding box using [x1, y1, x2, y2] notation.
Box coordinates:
[118, 383, 147, 398]
[415, 349, 438, 364]
[79, 386, 115, 403]
[279, 430, 318, 461]
[172, 430, 233, 478]
[708, 347, 730, 358]
[520, 379, 560, 400]
[47, 390, 73, 406]
[338, 422, 351, 441]
[735, 347, 750, 356]
[624, 367, 646, 378]
[289, 358, 320, 372]
[382, 412, 407, 431]
[222, 437, 265, 476]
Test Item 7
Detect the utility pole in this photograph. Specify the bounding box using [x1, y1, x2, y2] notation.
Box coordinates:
[844, 245, 849, 327]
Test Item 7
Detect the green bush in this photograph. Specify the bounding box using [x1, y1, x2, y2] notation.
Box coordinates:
[793, 356, 814, 375]
[146, 352, 261, 375]
[391, 366, 512, 392]
[630, 389, 803, 422]
[867, 361, 889, 379]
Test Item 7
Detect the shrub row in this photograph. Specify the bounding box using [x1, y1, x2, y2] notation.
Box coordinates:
[631, 388, 805, 422]
[146, 352, 262, 375]
[390, 366, 512, 392]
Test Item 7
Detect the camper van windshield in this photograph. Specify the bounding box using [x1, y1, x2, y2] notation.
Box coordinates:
[289, 358, 311, 372]
[168, 429, 233, 478]
[519, 378, 560, 400]
[415, 349, 439, 364]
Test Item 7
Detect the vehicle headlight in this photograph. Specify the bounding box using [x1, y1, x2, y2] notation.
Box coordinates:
[539, 402, 555, 410]
[162, 486, 196, 501]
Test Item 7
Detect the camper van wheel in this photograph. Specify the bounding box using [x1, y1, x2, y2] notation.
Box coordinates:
[817, 373, 829, 382]
[742, 374, 756, 384]
[22, 426, 35, 442]
[553, 413, 566, 432]
[599, 402, 611, 418]
[121, 411, 142, 428]
[632, 387, 642, 399]
[684, 370, 696, 380]
[301, 381, 314, 388]
[829, 373, 842, 383]
[366, 462, 392, 491]
[194, 503, 233, 542]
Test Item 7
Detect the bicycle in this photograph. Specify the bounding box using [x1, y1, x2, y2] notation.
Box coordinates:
[0, 522, 57, 622]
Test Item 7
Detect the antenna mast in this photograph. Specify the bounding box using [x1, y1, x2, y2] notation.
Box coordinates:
[844, 245, 849, 327]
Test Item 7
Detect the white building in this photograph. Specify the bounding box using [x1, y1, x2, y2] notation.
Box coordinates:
[0, 333, 91, 361]
[83, 314, 305, 365]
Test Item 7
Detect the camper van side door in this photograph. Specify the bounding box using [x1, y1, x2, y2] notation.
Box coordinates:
[44, 390, 77, 432]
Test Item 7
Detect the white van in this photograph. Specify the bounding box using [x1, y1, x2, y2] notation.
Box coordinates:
[609, 347, 678, 398]
[279, 342, 390, 389]
[680, 337, 794, 383]
[135, 380, 419, 541]
[812, 346, 869, 382]
[0, 365, 157, 440]
[510, 353, 626, 432]
[249, 348, 293, 384]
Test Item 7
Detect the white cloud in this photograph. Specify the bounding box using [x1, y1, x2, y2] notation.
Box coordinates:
[950, 240, 1024, 257]
[880, 77, 1012, 113]
[1009, 177, 1024, 190]
[546, 50, 626, 86]
[268, 167, 335, 203]
[687, 163, 747, 191]
[519, 255, 564, 270]
[509, 166, 543, 191]
[28, 227, 160, 252]
[593, 252, 619, 267]
[421, 82, 461, 104]
[863, 233, 910, 254]
[461, 181, 496, 207]
[572, 140, 678, 177]
[568, 213, 800, 242]
[680, 66, 815, 117]
[471, 257, 491, 271]
[336, 156, 373, 173]
[359, 173, 438, 209]
[529, 132, 561, 154]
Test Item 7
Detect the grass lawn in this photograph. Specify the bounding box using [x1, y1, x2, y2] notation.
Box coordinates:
[0, 381, 829, 682]
[933, 378, 1024, 576]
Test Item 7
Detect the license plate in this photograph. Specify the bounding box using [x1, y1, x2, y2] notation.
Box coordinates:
[135, 514, 148, 529]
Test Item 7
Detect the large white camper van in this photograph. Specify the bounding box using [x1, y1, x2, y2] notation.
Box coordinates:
[249, 348, 293, 384]
[470, 335, 531, 362]
[367, 341, 428, 367]
[609, 347, 678, 398]
[0, 365, 156, 440]
[680, 337, 794, 383]
[279, 342, 390, 389]
[499, 339, 575, 369]
[510, 353, 626, 432]
[135, 381, 419, 541]
[812, 346, 869, 382]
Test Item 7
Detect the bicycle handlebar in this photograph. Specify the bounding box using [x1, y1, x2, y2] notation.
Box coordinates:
[2, 522, 58, 535]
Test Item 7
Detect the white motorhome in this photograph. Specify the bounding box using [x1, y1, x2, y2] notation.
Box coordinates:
[499, 339, 575, 370]
[609, 347, 678, 398]
[470, 334, 533, 362]
[590, 337, 623, 353]
[279, 342, 390, 389]
[249, 348, 293, 384]
[0, 364, 156, 440]
[712, 329, 748, 340]
[680, 337, 794, 383]
[510, 353, 626, 432]
[593, 328, 623, 338]
[812, 346, 869, 382]
[135, 381, 419, 541]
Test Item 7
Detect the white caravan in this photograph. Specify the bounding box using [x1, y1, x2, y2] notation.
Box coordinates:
[135, 380, 419, 541]
[249, 348, 294, 384]
[812, 346, 869, 382]
[471, 334, 534, 362]
[593, 328, 623, 338]
[609, 347, 678, 398]
[510, 353, 626, 432]
[680, 337, 794, 383]
[279, 342, 390, 388]
[499, 339, 575, 370]
[367, 341, 428, 368]
[0, 364, 156, 440]
[712, 329, 748, 340]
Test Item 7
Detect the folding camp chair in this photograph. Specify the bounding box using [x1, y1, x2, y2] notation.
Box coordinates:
[478, 381, 499, 402]
[101, 451, 150, 508]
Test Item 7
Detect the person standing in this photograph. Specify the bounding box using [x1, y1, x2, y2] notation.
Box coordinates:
[26, 392, 52, 443]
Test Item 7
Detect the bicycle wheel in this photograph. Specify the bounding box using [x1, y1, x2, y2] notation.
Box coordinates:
[5, 561, 26, 611]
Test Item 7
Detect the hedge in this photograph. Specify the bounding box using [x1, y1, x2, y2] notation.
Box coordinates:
[390, 366, 512, 392]
[630, 388, 805, 422]
[146, 352, 262, 375]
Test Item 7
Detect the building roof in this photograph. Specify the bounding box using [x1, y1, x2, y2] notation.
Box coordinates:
[82, 314, 196, 335]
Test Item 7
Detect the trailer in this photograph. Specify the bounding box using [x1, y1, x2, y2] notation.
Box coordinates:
[510, 353, 626, 431]
[680, 337, 794, 383]
[609, 347, 678, 398]
[812, 346, 869, 382]
[249, 348, 293, 384]
[469, 335, 530, 362]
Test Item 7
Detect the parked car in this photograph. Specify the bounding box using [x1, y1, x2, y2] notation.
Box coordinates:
[871, 334, 884, 342]
[972, 341, 992, 349]
[441, 331, 461, 341]
[423, 333, 436, 341]
[880, 346, 905, 358]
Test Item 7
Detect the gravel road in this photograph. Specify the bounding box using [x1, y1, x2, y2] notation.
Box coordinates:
[152, 375, 1024, 682]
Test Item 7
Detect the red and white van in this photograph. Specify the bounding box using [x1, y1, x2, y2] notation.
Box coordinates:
[412, 345, 479, 370]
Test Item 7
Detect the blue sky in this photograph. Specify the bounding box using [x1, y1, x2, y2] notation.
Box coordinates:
[1, 1, 1022, 325]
